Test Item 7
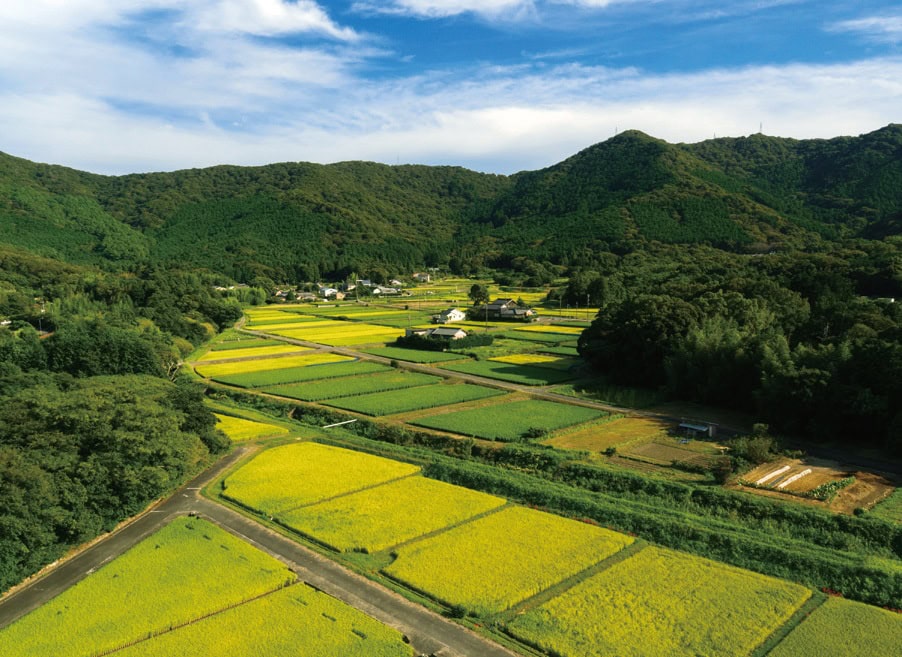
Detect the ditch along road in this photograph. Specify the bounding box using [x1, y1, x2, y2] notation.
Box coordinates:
[0, 447, 520, 657]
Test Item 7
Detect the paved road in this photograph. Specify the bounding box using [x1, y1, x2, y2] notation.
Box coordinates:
[0, 447, 520, 657]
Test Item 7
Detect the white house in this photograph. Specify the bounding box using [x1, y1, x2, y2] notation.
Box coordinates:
[412, 272, 431, 283]
[319, 287, 339, 298]
[404, 327, 468, 340]
[433, 308, 466, 324]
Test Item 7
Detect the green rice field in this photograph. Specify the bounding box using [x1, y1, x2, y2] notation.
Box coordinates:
[323, 384, 506, 416]
[440, 360, 575, 385]
[279, 476, 506, 553]
[384, 506, 633, 616]
[211, 338, 285, 351]
[499, 331, 576, 344]
[0, 517, 294, 657]
[411, 399, 605, 441]
[214, 360, 391, 388]
[362, 346, 466, 363]
[507, 546, 811, 657]
[222, 442, 420, 514]
[112, 585, 415, 657]
[263, 370, 441, 401]
[767, 597, 902, 657]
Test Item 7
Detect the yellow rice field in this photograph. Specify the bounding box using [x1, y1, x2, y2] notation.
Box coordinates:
[279, 477, 506, 553]
[507, 546, 811, 657]
[195, 352, 351, 378]
[222, 442, 420, 515]
[490, 353, 567, 365]
[384, 506, 634, 616]
[112, 585, 415, 657]
[214, 414, 290, 442]
[197, 344, 308, 361]
[0, 517, 294, 657]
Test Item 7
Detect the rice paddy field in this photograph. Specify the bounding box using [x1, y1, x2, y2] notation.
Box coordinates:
[214, 413, 290, 442]
[439, 360, 576, 385]
[265, 320, 401, 346]
[210, 338, 285, 351]
[195, 352, 349, 378]
[279, 477, 506, 553]
[222, 442, 420, 514]
[489, 354, 580, 371]
[506, 546, 811, 657]
[544, 416, 668, 452]
[214, 360, 390, 388]
[362, 346, 466, 363]
[767, 597, 902, 657]
[111, 585, 415, 657]
[411, 399, 606, 441]
[0, 517, 294, 657]
[263, 370, 441, 401]
[384, 506, 634, 616]
[499, 331, 576, 344]
[323, 383, 505, 416]
[196, 344, 309, 361]
[514, 324, 585, 336]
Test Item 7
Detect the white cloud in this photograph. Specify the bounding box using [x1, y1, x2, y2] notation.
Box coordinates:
[2, 56, 899, 175]
[192, 0, 358, 39]
[827, 14, 902, 44]
[353, 0, 537, 20]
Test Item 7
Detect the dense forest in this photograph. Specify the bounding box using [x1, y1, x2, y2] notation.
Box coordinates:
[1, 125, 901, 591]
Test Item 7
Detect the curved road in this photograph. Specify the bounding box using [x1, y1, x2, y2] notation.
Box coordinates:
[0, 448, 519, 657]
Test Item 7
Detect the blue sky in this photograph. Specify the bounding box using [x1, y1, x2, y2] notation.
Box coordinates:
[0, 1, 899, 174]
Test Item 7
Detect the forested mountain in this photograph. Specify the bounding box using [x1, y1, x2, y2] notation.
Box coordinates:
[1, 125, 900, 282]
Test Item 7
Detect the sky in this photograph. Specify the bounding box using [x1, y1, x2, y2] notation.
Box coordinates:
[0, 1, 900, 175]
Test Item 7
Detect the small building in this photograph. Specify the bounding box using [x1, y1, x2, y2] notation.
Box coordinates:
[404, 327, 468, 340]
[481, 298, 536, 322]
[429, 327, 468, 340]
[679, 421, 718, 439]
[433, 308, 466, 324]
[319, 287, 339, 298]
[389, 279, 404, 287]
[412, 272, 431, 283]
[373, 286, 400, 296]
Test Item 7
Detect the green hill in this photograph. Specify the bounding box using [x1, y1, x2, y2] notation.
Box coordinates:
[1, 125, 901, 281]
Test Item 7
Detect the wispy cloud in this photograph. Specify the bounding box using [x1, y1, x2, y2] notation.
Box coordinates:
[352, 0, 537, 20]
[827, 14, 902, 44]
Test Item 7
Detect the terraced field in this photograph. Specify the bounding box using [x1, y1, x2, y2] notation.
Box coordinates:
[0, 517, 294, 657]
[507, 546, 811, 657]
[222, 442, 420, 514]
[263, 370, 442, 401]
[210, 338, 285, 351]
[411, 399, 605, 441]
[323, 383, 505, 416]
[197, 344, 309, 361]
[279, 477, 506, 553]
[384, 506, 633, 616]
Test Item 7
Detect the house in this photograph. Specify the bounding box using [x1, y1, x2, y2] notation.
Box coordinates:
[373, 286, 400, 296]
[404, 327, 468, 340]
[481, 298, 536, 322]
[433, 308, 466, 324]
[412, 272, 431, 283]
[389, 279, 404, 287]
[297, 293, 317, 302]
[430, 327, 468, 340]
[319, 287, 339, 298]
[356, 279, 375, 288]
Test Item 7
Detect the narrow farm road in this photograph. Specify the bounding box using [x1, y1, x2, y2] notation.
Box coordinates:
[0, 446, 521, 657]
